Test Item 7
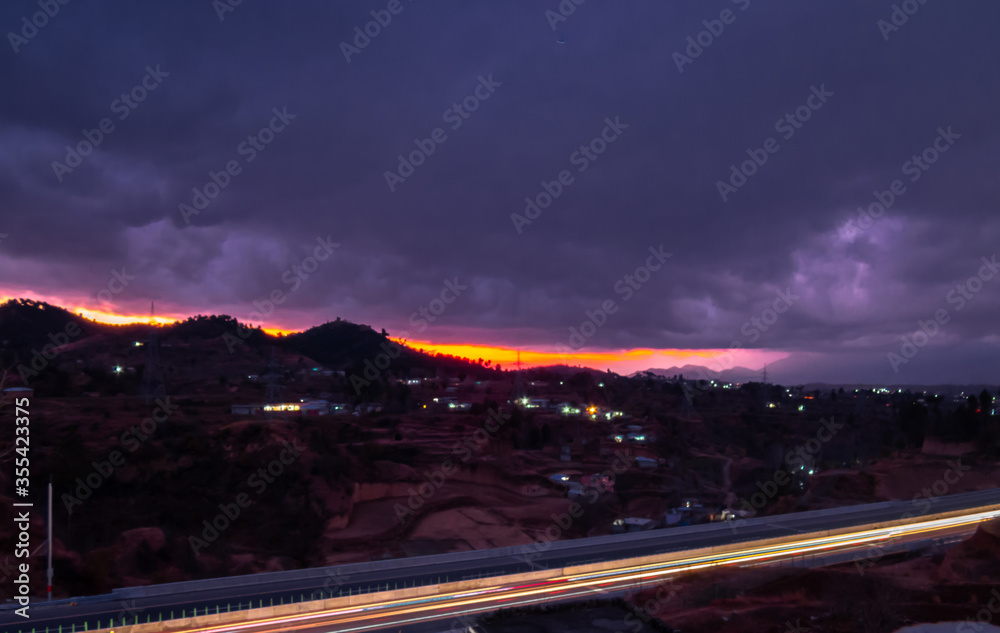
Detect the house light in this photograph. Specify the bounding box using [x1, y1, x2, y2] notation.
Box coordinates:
[263, 404, 300, 412]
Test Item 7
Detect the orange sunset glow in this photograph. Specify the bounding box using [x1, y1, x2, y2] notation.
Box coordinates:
[391, 337, 787, 376]
[0, 294, 297, 337]
[1, 294, 785, 374]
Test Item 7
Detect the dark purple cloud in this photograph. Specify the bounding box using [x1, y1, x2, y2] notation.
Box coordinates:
[1, 0, 999, 384]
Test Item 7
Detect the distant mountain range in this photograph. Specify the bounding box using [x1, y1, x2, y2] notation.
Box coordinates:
[635, 364, 765, 383]
[632, 363, 994, 395]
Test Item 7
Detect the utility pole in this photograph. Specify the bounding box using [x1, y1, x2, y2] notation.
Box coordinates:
[264, 347, 283, 420]
[47, 480, 53, 601]
[141, 302, 166, 404]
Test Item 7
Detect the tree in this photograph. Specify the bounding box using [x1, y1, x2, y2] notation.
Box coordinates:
[980, 389, 992, 413]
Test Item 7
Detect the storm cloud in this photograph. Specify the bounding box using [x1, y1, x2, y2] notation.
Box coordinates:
[1, 0, 999, 384]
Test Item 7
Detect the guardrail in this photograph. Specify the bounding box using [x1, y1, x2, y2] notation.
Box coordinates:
[50, 500, 1000, 633]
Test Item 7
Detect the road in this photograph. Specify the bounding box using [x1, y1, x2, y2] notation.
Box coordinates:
[3, 488, 999, 633]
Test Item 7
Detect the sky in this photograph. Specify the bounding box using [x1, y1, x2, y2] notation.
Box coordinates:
[1, 1, 999, 384]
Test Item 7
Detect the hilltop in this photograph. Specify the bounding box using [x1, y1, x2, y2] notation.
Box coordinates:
[0, 299, 501, 392]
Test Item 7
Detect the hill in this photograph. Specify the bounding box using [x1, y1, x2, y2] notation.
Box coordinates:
[0, 299, 502, 392]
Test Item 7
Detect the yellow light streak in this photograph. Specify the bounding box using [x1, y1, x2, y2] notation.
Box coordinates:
[169, 509, 1000, 633]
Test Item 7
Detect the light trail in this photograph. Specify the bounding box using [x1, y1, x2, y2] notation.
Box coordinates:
[161, 508, 1000, 633]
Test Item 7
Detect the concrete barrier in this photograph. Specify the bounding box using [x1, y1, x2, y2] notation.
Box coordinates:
[83, 502, 1000, 633]
[70, 489, 1000, 608]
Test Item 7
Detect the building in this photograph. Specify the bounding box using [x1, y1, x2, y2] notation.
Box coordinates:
[2, 387, 34, 398]
[559, 403, 582, 416]
[231, 399, 331, 416]
[581, 472, 614, 492]
[231, 404, 261, 416]
[612, 517, 653, 533]
[300, 400, 330, 416]
[231, 403, 301, 416]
